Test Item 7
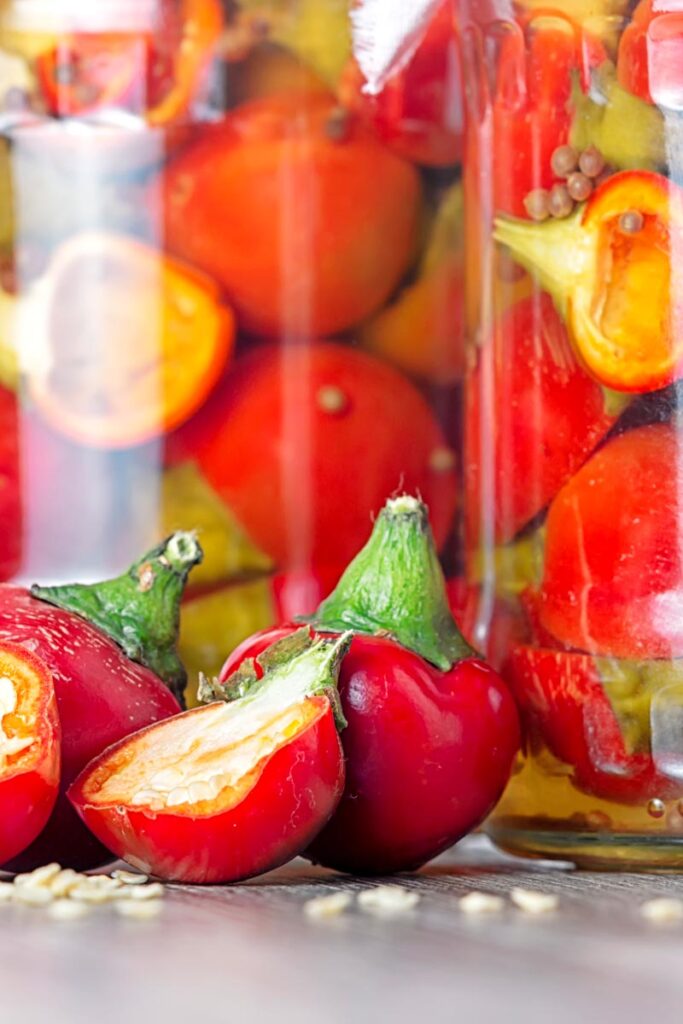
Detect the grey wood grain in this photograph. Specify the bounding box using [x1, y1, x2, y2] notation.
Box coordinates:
[2, 837, 683, 1024]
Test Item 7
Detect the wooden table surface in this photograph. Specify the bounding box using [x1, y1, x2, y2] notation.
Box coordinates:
[3, 836, 683, 1024]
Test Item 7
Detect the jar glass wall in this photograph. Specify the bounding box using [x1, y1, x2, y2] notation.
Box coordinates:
[0, 0, 464, 701]
[459, 0, 683, 867]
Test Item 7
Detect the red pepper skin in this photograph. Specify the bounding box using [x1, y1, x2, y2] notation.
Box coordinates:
[0, 589, 181, 870]
[539, 424, 683, 659]
[223, 628, 520, 875]
[69, 696, 344, 885]
[507, 646, 674, 804]
[0, 643, 60, 864]
[464, 294, 616, 544]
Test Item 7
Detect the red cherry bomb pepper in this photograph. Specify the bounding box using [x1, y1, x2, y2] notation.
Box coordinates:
[507, 646, 683, 804]
[69, 630, 349, 884]
[495, 171, 683, 393]
[0, 643, 60, 864]
[222, 496, 521, 875]
[1, 532, 202, 871]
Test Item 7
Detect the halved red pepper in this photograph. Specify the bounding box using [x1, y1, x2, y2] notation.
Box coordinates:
[507, 645, 683, 804]
[495, 170, 683, 393]
[69, 630, 348, 884]
[36, 0, 223, 125]
[0, 642, 60, 864]
[222, 496, 521, 876]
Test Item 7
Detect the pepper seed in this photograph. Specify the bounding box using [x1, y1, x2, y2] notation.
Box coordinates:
[459, 892, 505, 916]
[13, 886, 54, 906]
[113, 870, 149, 886]
[127, 883, 165, 901]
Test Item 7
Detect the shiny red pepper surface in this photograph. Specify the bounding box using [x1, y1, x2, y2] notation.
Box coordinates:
[223, 496, 520, 875]
[69, 631, 348, 884]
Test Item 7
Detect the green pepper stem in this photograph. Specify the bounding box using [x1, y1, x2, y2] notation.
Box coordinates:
[32, 532, 203, 707]
[310, 495, 473, 671]
[493, 210, 588, 313]
[199, 627, 351, 731]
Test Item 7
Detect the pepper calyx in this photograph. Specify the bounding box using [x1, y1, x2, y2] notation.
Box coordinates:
[32, 531, 203, 707]
[201, 627, 350, 732]
[310, 494, 474, 671]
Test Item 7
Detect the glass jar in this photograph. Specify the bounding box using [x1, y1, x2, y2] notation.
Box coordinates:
[0, 0, 464, 700]
[459, 0, 683, 867]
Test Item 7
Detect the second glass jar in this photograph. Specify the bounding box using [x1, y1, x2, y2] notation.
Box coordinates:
[460, 0, 683, 868]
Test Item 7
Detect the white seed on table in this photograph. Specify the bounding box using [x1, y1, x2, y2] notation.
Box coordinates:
[112, 870, 149, 886]
[357, 886, 420, 916]
[459, 892, 505, 916]
[13, 886, 54, 906]
[304, 892, 352, 920]
[127, 883, 165, 901]
[510, 889, 559, 915]
[50, 870, 82, 897]
[0, 881, 14, 901]
[14, 863, 62, 888]
[48, 899, 90, 921]
[641, 898, 683, 923]
[84, 875, 122, 891]
[115, 899, 164, 919]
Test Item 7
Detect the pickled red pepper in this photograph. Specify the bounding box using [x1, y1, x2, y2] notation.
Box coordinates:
[494, 170, 683, 393]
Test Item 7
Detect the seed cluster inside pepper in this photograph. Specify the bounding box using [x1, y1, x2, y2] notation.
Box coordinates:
[524, 144, 612, 222]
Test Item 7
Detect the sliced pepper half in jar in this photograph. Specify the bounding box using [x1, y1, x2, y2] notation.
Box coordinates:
[26, 232, 235, 450]
[494, 171, 683, 394]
